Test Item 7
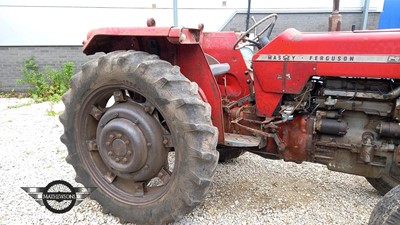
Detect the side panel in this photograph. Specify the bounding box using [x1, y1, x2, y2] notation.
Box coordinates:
[253, 28, 400, 116]
[176, 44, 225, 143]
[201, 32, 250, 100]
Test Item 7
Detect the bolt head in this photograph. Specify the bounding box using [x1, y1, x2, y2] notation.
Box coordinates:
[115, 157, 120, 162]
[127, 151, 132, 155]
[107, 151, 113, 156]
[116, 133, 122, 138]
[122, 158, 128, 163]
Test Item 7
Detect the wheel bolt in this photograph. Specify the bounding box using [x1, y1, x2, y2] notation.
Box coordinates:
[115, 157, 120, 162]
[127, 151, 132, 155]
[117, 133, 122, 138]
[163, 139, 168, 145]
[122, 158, 128, 163]
[109, 134, 114, 139]
[147, 142, 152, 147]
[106, 141, 111, 146]
[107, 151, 113, 156]
[125, 140, 130, 145]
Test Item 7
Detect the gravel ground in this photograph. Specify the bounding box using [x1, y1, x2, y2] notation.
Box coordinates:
[0, 98, 381, 225]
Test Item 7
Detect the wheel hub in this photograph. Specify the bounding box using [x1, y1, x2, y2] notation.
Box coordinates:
[96, 102, 167, 181]
[111, 139, 127, 157]
[99, 118, 148, 173]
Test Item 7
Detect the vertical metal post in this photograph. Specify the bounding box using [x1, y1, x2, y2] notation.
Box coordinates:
[173, 0, 178, 26]
[329, 0, 342, 31]
[362, 0, 371, 30]
[246, 0, 251, 30]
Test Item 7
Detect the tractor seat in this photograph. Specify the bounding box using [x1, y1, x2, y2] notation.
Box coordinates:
[210, 63, 230, 76]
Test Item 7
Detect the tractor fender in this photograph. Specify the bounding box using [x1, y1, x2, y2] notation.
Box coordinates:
[81, 26, 225, 143]
[174, 44, 225, 143]
[82, 27, 201, 55]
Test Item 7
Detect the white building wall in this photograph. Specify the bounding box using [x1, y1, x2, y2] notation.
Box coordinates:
[0, 0, 385, 45]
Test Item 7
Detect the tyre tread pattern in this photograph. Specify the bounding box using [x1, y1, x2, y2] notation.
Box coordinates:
[60, 51, 218, 224]
[367, 177, 398, 195]
[369, 184, 400, 225]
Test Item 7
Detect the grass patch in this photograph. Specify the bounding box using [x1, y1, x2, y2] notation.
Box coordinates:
[46, 102, 63, 116]
[7, 101, 34, 109]
[47, 110, 63, 117]
[0, 90, 29, 98]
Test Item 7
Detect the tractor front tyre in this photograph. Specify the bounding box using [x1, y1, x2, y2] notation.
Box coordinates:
[217, 147, 245, 162]
[367, 175, 400, 195]
[369, 184, 400, 225]
[60, 51, 219, 224]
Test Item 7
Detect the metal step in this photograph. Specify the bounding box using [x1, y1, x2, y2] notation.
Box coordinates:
[224, 133, 261, 147]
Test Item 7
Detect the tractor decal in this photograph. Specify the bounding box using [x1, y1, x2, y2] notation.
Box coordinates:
[256, 54, 400, 63]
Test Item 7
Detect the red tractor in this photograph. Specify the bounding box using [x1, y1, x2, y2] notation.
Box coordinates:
[60, 14, 400, 224]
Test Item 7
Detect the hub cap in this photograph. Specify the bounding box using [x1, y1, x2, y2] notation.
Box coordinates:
[96, 102, 166, 181]
[98, 118, 147, 173]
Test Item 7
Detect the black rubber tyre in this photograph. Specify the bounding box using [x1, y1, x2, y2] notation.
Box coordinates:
[369, 184, 400, 225]
[217, 147, 245, 162]
[367, 175, 400, 195]
[60, 51, 219, 224]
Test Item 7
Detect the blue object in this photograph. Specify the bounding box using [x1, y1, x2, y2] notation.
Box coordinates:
[379, 0, 400, 29]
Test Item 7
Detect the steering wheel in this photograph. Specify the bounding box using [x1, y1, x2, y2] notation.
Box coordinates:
[233, 13, 278, 50]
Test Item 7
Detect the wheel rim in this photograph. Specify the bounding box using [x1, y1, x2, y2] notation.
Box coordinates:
[77, 85, 175, 204]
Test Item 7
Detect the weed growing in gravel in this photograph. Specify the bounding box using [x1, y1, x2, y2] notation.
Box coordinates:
[7, 101, 34, 109]
[24, 150, 33, 155]
[18, 56, 75, 102]
[46, 102, 63, 116]
[47, 110, 63, 116]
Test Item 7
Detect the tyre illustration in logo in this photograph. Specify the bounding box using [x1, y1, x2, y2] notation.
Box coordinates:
[42, 180, 77, 213]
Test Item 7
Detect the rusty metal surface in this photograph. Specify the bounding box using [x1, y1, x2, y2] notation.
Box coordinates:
[396, 146, 400, 165]
[279, 116, 310, 163]
[224, 103, 310, 163]
[377, 122, 400, 138]
[329, 0, 342, 31]
[223, 133, 261, 147]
